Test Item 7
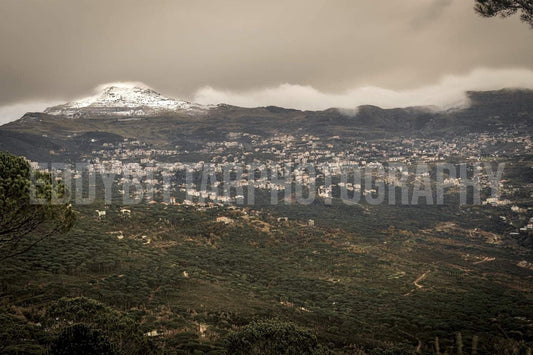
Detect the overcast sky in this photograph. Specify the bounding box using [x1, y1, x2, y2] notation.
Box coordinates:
[1, 0, 533, 122]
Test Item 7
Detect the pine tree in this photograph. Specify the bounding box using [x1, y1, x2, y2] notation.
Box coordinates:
[0, 152, 75, 260]
[474, 0, 533, 28]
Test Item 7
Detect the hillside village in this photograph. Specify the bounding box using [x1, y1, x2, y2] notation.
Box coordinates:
[29, 128, 533, 238]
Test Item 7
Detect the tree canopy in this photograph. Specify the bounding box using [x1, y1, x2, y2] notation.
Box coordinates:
[0, 151, 75, 261]
[474, 0, 533, 28]
[50, 324, 117, 355]
[225, 320, 329, 354]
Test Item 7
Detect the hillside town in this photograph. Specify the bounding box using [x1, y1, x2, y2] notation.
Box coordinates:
[30, 128, 533, 238]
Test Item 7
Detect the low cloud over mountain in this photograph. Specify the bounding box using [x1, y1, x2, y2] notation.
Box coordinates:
[193, 68, 533, 111]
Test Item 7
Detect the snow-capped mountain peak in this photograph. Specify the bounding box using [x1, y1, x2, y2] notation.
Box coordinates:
[44, 84, 210, 117]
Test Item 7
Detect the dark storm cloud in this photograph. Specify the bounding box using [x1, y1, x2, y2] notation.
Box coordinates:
[0, 0, 532, 122]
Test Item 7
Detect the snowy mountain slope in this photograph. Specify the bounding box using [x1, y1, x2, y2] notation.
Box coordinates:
[44, 85, 211, 117]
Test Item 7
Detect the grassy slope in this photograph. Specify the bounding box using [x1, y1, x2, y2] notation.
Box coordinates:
[1, 201, 532, 353]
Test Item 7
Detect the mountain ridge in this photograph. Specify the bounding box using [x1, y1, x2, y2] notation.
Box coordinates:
[1, 88, 532, 161]
[43, 85, 211, 118]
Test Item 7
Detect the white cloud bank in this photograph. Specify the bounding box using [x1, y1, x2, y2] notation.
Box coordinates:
[194, 68, 533, 111]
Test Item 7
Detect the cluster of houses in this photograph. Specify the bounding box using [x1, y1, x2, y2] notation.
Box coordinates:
[29, 129, 531, 219]
[88, 132, 532, 170]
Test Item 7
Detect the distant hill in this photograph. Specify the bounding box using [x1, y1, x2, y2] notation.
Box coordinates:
[1, 87, 532, 161]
